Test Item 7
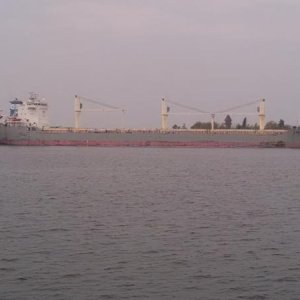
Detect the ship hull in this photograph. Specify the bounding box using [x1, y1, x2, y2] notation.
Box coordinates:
[1, 126, 300, 148]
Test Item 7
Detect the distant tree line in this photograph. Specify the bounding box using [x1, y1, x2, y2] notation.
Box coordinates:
[172, 115, 290, 130]
[172, 123, 187, 129]
[264, 119, 290, 130]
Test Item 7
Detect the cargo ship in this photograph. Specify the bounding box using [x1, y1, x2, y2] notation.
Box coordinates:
[0, 93, 300, 148]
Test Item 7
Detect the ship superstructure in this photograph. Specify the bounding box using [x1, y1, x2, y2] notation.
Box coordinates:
[7, 93, 49, 128]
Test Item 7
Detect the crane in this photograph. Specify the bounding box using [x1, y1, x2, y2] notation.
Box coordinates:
[161, 98, 266, 130]
[74, 95, 125, 129]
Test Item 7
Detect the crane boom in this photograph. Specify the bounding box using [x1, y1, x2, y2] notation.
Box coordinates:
[74, 95, 125, 129]
[161, 98, 266, 130]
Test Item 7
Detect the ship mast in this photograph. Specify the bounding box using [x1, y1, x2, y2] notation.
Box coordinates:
[74, 95, 81, 129]
[258, 99, 266, 130]
[161, 98, 169, 130]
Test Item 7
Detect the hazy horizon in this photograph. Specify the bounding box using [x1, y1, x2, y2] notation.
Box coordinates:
[1, 0, 300, 128]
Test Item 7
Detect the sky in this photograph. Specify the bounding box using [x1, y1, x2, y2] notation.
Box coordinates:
[1, 0, 300, 128]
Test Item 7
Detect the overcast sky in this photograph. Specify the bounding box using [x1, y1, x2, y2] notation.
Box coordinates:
[1, 0, 300, 128]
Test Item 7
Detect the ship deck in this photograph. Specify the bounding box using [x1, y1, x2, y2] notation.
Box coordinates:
[44, 128, 288, 136]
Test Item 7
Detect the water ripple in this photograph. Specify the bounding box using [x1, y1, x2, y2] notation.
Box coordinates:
[1, 147, 300, 299]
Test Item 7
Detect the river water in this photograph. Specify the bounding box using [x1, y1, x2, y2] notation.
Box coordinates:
[0, 147, 300, 300]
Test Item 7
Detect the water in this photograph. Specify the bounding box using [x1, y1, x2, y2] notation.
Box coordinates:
[0, 147, 300, 300]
